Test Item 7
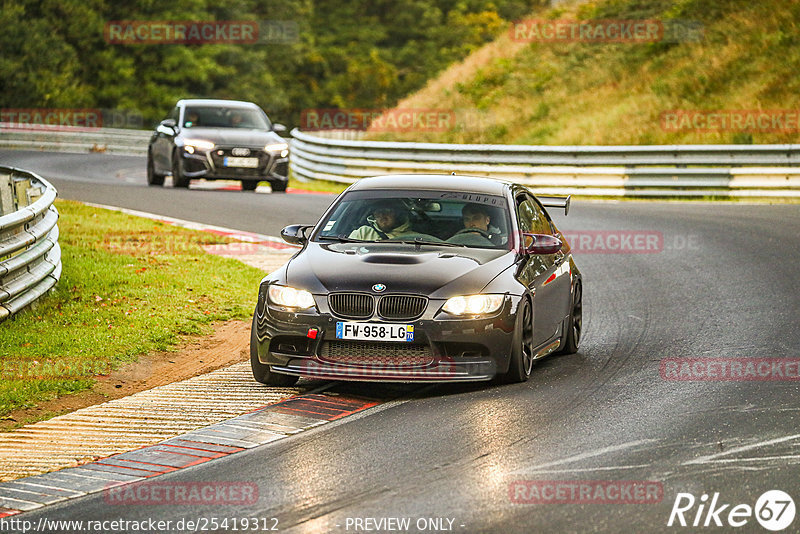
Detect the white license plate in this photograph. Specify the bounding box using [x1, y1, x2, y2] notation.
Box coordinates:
[223, 156, 259, 168]
[335, 322, 414, 342]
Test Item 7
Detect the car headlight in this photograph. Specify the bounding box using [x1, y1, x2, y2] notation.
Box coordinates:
[268, 284, 316, 309]
[184, 139, 215, 153]
[442, 294, 504, 316]
[265, 142, 289, 158]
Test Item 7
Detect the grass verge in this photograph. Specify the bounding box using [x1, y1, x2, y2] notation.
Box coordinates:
[371, 0, 800, 146]
[289, 176, 349, 195]
[0, 200, 265, 418]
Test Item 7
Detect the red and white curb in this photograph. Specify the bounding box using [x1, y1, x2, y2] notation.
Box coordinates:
[84, 203, 300, 272]
[189, 181, 330, 195]
[0, 391, 381, 516]
[0, 362, 300, 483]
[83, 203, 299, 251]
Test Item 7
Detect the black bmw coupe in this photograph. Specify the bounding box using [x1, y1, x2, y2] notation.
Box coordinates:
[147, 99, 290, 192]
[251, 174, 582, 384]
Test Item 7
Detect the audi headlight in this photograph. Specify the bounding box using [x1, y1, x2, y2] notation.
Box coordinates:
[442, 294, 504, 316]
[184, 139, 215, 153]
[265, 142, 289, 158]
[268, 284, 316, 309]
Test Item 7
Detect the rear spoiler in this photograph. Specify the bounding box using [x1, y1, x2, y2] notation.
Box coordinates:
[537, 195, 571, 216]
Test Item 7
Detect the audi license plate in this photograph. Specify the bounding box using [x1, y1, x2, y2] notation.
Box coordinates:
[336, 322, 414, 342]
[223, 156, 259, 168]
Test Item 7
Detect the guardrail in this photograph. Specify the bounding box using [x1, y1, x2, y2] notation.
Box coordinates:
[0, 123, 148, 156]
[290, 129, 800, 197]
[2, 125, 800, 197]
[0, 166, 61, 323]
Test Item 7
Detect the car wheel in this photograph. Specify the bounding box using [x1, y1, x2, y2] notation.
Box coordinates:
[250, 315, 299, 386]
[241, 180, 259, 191]
[503, 298, 534, 383]
[172, 152, 190, 188]
[558, 281, 582, 354]
[147, 152, 165, 186]
[269, 180, 288, 193]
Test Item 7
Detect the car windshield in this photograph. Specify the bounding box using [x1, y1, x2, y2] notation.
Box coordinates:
[313, 191, 511, 249]
[182, 106, 271, 129]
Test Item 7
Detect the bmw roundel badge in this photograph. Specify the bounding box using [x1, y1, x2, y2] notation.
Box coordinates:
[372, 283, 387, 292]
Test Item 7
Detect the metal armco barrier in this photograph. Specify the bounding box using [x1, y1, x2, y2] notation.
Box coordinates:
[2, 125, 800, 197]
[0, 166, 61, 323]
[0, 123, 148, 156]
[290, 129, 800, 197]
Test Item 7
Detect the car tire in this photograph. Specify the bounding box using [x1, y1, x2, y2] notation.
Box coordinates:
[147, 152, 165, 186]
[172, 152, 190, 188]
[503, 298, 534, 383]
[558, 281, 582, 354]
[250, 315, 300, 386]
[241, 180, 259, 191]
[269, 180, 288, 193]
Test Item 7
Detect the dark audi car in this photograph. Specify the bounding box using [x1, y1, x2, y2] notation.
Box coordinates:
[251, 174, 582, 385]
[147, 99, 290, 192]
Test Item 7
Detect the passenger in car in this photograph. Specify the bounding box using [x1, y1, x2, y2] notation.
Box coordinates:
[230, 112, 245, 127]
[349, 199, 414, 240]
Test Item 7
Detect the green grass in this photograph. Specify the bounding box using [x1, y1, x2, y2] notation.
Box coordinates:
[369, 0, 800, 146]
[289, 174, 349, 195]
[0, 200, 266, 418]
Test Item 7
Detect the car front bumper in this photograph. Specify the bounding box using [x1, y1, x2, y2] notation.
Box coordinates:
[254, 292, 522, 383]
[181, 149, 288, 181]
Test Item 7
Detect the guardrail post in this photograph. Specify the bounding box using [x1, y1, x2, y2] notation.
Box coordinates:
[14, 178, 31, 209]
[26, 185, 44, 204]
[0, 171, 15, 216]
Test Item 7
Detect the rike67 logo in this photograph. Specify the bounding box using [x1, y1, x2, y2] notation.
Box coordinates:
[668, 490, 795, 531]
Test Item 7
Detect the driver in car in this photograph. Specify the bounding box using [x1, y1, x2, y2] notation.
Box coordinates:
[349, 199, 413, 240]
[184, 111, 199, 127]
[448, 203, 502, 246]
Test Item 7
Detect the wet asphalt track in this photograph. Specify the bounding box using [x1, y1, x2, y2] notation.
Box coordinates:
[2, 149, 800, 533]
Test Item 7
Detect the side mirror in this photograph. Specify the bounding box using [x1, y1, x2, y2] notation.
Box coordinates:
[522, 233, 562, 255]
[157, 119, 177, 135]
[272, 123, 288, 134]
[281, 224, 312, 245]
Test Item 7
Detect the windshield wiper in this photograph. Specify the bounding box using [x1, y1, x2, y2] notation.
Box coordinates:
[317, 235, 374, 243]
[392, 238, 468, 248]
[319, 235, 469, 248]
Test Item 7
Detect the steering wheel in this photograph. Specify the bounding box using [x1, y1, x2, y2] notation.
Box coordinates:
[455, 227, 492, 239]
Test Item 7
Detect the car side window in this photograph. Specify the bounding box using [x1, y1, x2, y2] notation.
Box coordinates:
[517, 195, 554, 273]
[516, 196, 533, 233]
[528, 195, 553, 234]
[169, 106, 180, 123]
[517, 196, 550, 234]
